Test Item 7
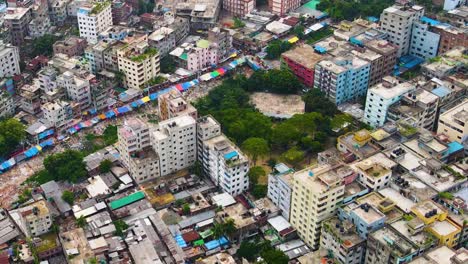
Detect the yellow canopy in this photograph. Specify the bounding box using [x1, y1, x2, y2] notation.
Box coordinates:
[288, 36, 299, 44]
[142, 96, 150, 103]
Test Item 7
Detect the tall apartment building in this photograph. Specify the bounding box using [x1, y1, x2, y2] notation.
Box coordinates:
[3, 7, 32, 46]
[197, 116, 249, 196]
[57, 71, 92, 111]
[152, 115, 197, 177]
[364, 76, 415, 128]
[281, 45, 323, 87]
[208, 27, 232, 59]
[28, 0, 52, 38]
[409, 21, 440, 60]
[437, 99, 467, 143]
[388, 88, 439, 130]
[314, 56, 371, 105]
[365, 40, 398, 85]
[41, 100, 73, 129]
[268, 0, 300, 16]
[117, 41, 160, 90]
[187, 40, 219, 72]
[10, 200, 52, 237]
[157, 89, 197, 121]
[49, 0, 68, 26]
[0, 79, 15, 118]
[117, 118, 159, 183]
[222, 0, 255, 17]
[111, 1, 132, 25]
[380, 4, 425, 57]
[289, 165, 346, 249]
[77, 1, 113, 44]
[148, 27, 176, 57]
[351, 48, 384, 88]
[0, 42, 21, 78]
[267, 163, 294, 220]
[421, 46, 467, 79]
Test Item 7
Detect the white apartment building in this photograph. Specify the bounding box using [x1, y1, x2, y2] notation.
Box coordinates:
[222, 0, 255, 17]
[10, 200, 52, 237]
[268, 0, 300, 16]
[409, 21, 440, 60]
[117, 118, 160, 183]
[117, 41, 160, 90]
[364, 76, 415, 128]
[380, 4, 424, 57]
[353, 153, 396, 191]
[289, 165, 346, 249]
[197, 116, 249, 196]
[77, 1, 113, 44]
[57, 71, 92, 110]
[148, 27, 176, 57]
[41, 100, 73, 129]
[0, 42, 21, 78]
[152, 115, 197, 177]
[437, 99, 467, 143]
[267, 163, 294, 220]
[314, 56, 371, 105]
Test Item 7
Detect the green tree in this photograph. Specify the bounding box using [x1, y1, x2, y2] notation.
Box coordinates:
[138, 0, 146, 14]
[265, 40, 283, 59]
[281, 147, 305, 168]
[271, 123, 302, 149]
[99, 159, 113, 173]
[242, 137, 270, 165]
[248, 166, 266, 186]
[102, 125, 118, 145]
[213, 219, 236, 240]
[146, 0, 155, 13]
[260, 248, 289, 264]
[302, 89, 338, 116]
[331, 114, 353, 131]
[0, 118, 26, 158]
[76, 216, 87, 228]
[182, 203, 191, 215]
[113, 219, 129, 237]
[293, 24, 305, 39]
[43, 150, 87, 183]
[61, 190, 75, 205]
[160, 56, 176, 73]
[233, 17, 245, 28]
[31, 34, 59, 57]
[237, 241, 259, 261]
[252, 185, 268, 199]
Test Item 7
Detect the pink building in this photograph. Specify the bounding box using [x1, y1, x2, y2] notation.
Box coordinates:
[222, 0, 255, 17]
[268, 0, 301, 16]
[187, 40, 219, 72]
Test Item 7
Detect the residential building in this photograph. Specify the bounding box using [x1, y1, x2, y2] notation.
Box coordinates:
[380, 4, 425, 57]
[28, 0, 51, 38]
[186, 39, 219, 72]
[268, 0, 300, 16]
[37, 67, 62, 101]
[432, 26, 468, 55]
[0, 41, 20, 78]
[77, 1, 113, 44]
[289, 165, 346, 250]
[111, 1, 132, 25]
[421, 46, 467, 79]
[267, 163, 294, 220]
[364, 76, 416, 127]
[66, 0, 89, 19]
[152, 115, 197, 177]
[366, 225, 419, 264]
[169, 17, 190, 44]
[388, 88, 439, 130]
[337, 129, 380, 161]
[197, 116, 249, 196]
[85, 39, 119, 73]
[409, 21, 440, 60]
[53, 36, 87, 57]
[281, 45, 323, 87]
[3, 7, 32, 46]
[409, 246, 468, 264]
[353, 153, 396, 191]
[98, 25, 130, 41]
[48, 0, 69, 25]
[339, 202, 386, 239]
[57, 71, 92, 110]
[314, 55, 371, 105]
[437, 99, 467, 143]
[320, 217, 366, 264]
[41, 100, 73, 129]
[148, 27, 176, 57]
[351, 48, 385, 88]
[117, 118, 158, 183]
[222, 0, 255, 17]
[0, 79, 16, 118]
[19, 83, 42, 115]
[117, 41, 160, 90]
[171, 0, 221, 30]
[208, 27, 232, 59]
[0, 209, 22, 245]
[157, 88, 197, 121]
[10, 200, 52, 237]
[365, 40, 398, 85]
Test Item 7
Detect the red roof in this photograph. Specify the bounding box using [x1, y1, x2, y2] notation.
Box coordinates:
[182, 230, 200, 243]
[0, 251, 9, 264]
[283, 17, 299, 27]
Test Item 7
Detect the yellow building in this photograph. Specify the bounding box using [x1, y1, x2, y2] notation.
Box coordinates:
[290, 165, 345, 250]
[411, 200, 461, 247]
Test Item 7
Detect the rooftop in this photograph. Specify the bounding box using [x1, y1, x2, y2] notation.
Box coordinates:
[294, 164, 346, 193]
[282, 45, 323, 69]
[322, 217, 364, 248]
[4, 7, 30, 20]
[351, 203, 386, 224]
[429, 220, 460, 236]
[412, 200, 446, 219]
[391, 219, 435, 248]
[371, 226, 417, 257]
[369, 77, 415, 99]
[440, 98, 467, 123]
[219, 203, 255, 229]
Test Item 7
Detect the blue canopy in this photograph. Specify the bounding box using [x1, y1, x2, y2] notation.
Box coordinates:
[205, 237, 229, 250]
[175, 234, 187, 248]
[38, 129, 54, 140]
[39, 139, 54, 148]
[105, 111, 116, 118]
[24, 147, 40, 158]
[117, 105, 131, 114]
[0, 158, 15, 171]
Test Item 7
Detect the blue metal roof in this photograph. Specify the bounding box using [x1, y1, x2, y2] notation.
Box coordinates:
[447, 141, 463, 155]
[431, 86, 451, 98]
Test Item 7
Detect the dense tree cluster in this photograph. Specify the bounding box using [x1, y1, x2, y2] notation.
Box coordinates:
[0, 118, 26, 158]
[31, 34, 60, 57]
[43, 150, 87, 183]
[237, 240, 289, 264]
[245, 69, 302, 94]
[317, 0, 392, 21]
[265, 40, 293, 59]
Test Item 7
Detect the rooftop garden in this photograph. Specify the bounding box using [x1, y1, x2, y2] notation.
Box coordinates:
[91, 1, 111, 14]
[397, 122, 418, 137]
[130, 47, 158, 62]
[36, 233, 58, 253]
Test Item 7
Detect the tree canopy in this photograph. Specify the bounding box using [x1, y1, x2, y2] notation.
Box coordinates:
[246, 69, 302, 94]
[99, 159, 113, 173]
[317, 0, 392, 21]
[160, 56, 176, 74]
[61, 190, 75, 205]
[265, 40, 292, 59]
[0, 118, 26, 158]
[302, 89, 338, 116]
[242, 137, 269, 164]
[281, 147, 305, 168]
[32, 34, 60, 57]
[43, 150, 87, 183]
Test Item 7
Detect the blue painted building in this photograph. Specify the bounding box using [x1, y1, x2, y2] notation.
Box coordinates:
[339, 202, 386, 239]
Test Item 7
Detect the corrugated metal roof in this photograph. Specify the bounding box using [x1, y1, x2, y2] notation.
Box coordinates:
[110, 191, 145, 210]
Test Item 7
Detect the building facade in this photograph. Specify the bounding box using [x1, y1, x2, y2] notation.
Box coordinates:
[267, 163, 294, 220]
[3, 7, 32, 46]
[41, 100, 73, 129]
[281, 45, 323, 87]
[365, 40, 398, 86]
[268, 0, 300, 16]
[409, 21, 440, 60]
[0, 42, 21, 78]
[57, 71, 92, 111]
[222, 0, 255, 17]
[53, 36, 88, 57]
[77, 1, 113, 44]
[157, 88, 197, 121]
[148, 27, 176, 57]
[437, 99, 467, 143]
